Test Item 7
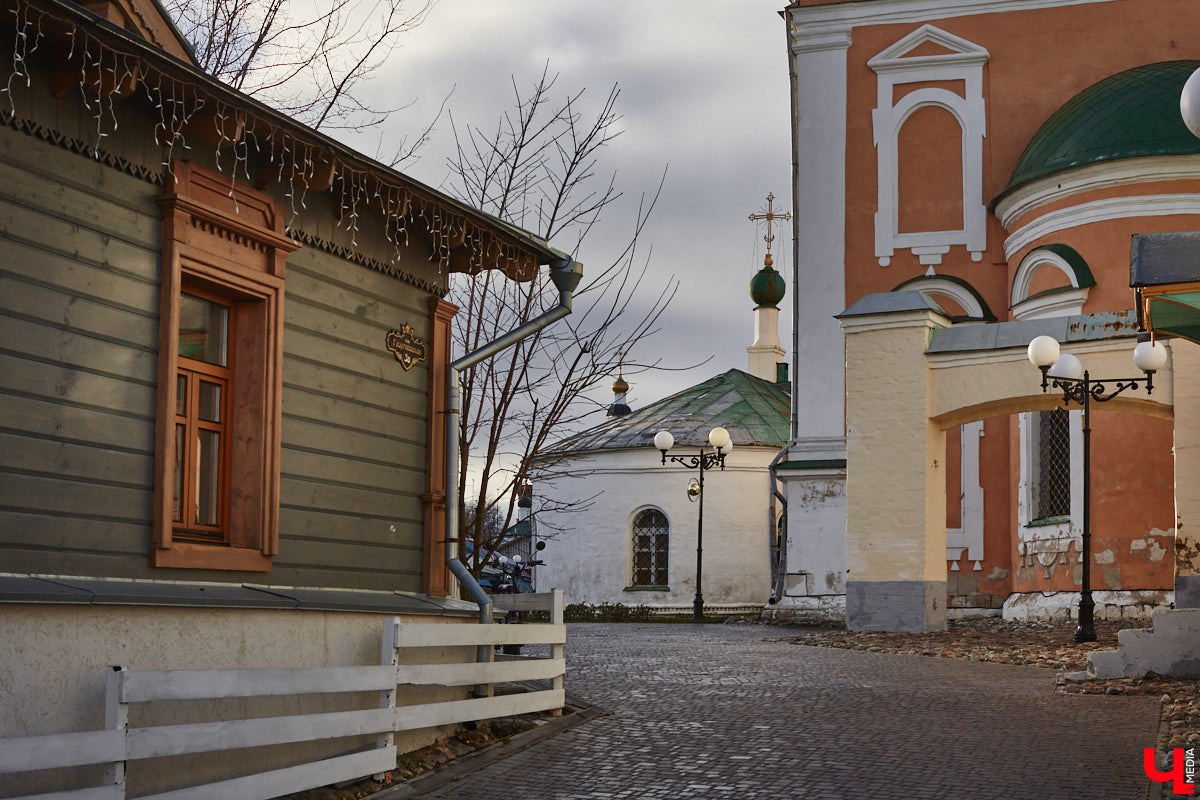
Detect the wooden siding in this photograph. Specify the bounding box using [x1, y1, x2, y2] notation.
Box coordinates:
[279, 250, 430, 592]
[0, 124, 436, 592]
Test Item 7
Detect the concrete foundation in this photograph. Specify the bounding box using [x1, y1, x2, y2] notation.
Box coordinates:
[845, 581, 947, 633]
[1003, 589, 1172, 622]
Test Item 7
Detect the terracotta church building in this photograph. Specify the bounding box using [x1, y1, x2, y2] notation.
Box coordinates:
[776, 0, 1200, 628]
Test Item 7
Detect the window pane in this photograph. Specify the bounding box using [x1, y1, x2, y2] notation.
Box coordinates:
[176, 373, 187, 416]
[198, 381, 221, 422]
[196, 429, 220, 526]
[631, 509, 669, 587]
[1036, 409, 1071, 520]
[179, 294, 228, 366]
[173, 424, 184, 523]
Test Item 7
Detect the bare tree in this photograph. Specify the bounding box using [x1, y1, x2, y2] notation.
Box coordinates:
[162, 0, 432, 133]
[444, 66, 680, 580]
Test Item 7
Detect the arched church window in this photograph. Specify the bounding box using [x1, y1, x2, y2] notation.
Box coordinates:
[631, 508, 669, 587]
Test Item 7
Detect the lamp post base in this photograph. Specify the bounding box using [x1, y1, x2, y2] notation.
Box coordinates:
[693, 597, 704, 621]
[1075, 595, 1097, 643]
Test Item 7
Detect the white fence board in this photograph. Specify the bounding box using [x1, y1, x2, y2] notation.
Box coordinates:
[121, 666, 395, 702]
[396, 658, 565, 687]
[126, 708, 393, 760]
[11, 786, 125, 800]
[394, 689, 565, 732]
[137, 747, 396, 800]
[490, 594, 554, 612]
[0, 729, 124, 773]
[395, 622, 565, 648]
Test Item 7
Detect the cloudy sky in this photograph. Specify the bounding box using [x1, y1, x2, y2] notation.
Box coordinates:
[344, 1, 794, 414]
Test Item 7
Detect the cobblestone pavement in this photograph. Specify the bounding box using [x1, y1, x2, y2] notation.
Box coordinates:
[415, 623, 1161, 800]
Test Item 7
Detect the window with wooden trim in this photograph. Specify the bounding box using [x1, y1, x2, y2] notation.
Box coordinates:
[173, 291, 231, 541]
[153, 160, 297, 572]
[631, 508, 669, 587]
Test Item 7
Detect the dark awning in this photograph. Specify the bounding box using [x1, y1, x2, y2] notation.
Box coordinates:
[1131, 231, 1200, 345]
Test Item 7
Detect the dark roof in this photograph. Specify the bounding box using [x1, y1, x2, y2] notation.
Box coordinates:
[540, 368, 791, 455]
[1007, 61, 1200, 191]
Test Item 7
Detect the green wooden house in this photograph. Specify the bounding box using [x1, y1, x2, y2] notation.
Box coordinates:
[0, 0, 571, 793]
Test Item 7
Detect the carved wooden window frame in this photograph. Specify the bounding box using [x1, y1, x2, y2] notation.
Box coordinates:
[153, 161, 298, 571]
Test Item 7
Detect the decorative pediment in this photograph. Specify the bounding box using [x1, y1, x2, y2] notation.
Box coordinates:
[868, 24, 989, 73]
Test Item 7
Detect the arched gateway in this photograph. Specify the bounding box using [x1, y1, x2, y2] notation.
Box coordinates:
[836, 291, 1200, 633]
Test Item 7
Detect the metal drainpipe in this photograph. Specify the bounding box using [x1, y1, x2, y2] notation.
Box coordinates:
[769, 17, 802, 606]
[444, 257, 583, 655]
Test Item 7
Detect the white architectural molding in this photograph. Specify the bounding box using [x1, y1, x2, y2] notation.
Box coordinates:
[1010, 247, 1090, 318]
[1004, 194, 1200, 259]
[1017, 409, 1083, 554]
[791, 36, 850, 441]
[946, 420, 984, 562]
[790, 29, 853, 55]
[1011, 291, 1088, 320]
[994, 155, 1200, 230]
[898, 276, 988, 319]
[790, 0, 1114, 33]
[870, 26, 988, 267]
[838, 308, 952, 335]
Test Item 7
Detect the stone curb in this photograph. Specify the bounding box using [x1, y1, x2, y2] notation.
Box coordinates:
[363, 692, 607, 799]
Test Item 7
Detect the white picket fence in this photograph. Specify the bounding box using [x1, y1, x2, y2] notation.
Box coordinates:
[0, 589, 565, 800]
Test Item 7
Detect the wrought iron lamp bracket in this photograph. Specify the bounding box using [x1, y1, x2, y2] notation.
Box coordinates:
[1041, 371, 1156, 408]
[661, 450, 726, 471]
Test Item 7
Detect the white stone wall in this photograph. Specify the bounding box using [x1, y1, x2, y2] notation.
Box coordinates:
[533, 447, 774, 610]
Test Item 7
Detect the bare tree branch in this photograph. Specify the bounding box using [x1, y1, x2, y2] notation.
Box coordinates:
[162, 0, 432, 131]
[443, 68, 696, 578]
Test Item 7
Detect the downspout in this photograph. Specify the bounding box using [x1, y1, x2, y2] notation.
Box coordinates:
[444, 257, 584, 632]
[769, 10, 802, 606]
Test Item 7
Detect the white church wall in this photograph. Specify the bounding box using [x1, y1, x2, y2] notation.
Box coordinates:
[533, 447, 774, 612]
[770, 470, 847, 623]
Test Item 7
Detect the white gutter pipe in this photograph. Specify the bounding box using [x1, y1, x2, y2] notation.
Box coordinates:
[443, 257, 583, 633]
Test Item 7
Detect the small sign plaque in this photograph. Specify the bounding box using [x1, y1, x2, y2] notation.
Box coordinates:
[386, 324, 427, 371]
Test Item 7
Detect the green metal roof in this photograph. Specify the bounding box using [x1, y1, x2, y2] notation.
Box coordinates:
[540, 368, 791, 455]
[1008, 61, 1200, 190]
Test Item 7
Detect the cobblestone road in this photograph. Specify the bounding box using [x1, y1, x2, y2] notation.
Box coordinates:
[416, 623, 1160, 800]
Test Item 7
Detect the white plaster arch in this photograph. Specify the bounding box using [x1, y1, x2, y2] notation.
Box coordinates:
[895, 275, 991, 320]
[1011, 246, 1094, 320]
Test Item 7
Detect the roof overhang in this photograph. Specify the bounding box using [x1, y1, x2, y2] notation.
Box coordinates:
[1132, 231, 1200, 345]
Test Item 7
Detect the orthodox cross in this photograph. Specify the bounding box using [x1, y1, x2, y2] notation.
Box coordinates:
[747, 192, 792, 259]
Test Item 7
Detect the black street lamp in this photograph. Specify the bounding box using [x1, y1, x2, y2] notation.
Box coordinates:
[653, 427, 732, 620]
[1027, 334, 1168, 642]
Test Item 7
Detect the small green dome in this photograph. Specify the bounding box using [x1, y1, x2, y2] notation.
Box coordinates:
[1008, 61, 1200, 189]
[750, 257, 786, 309]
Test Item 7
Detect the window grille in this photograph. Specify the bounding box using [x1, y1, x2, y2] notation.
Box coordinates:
[631, 509, 669, 587]
[1034, 408, 1071, 521]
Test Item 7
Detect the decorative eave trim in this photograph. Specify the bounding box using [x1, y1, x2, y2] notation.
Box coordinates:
[788, 0, 1115, 30]
[1004, 194, 1200, 260]
[0, 111, 447, 294]
[286, 227, 447, 296]
[1, 110, 165, 186]
[993, 154, 1200, 229]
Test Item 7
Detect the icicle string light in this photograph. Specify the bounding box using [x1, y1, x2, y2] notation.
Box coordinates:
[0, 0, 542, 282]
